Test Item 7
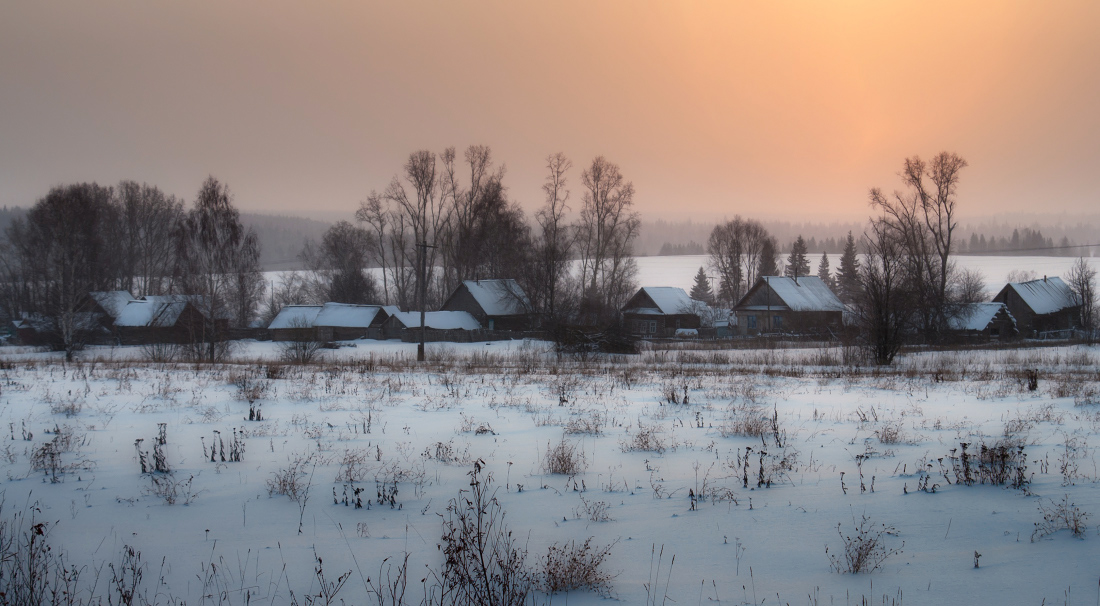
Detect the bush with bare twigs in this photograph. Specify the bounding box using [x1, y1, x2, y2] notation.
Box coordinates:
[542, 437, 586, 475]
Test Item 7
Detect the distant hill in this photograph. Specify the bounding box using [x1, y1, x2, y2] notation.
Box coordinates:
[241, 212, 332, 270]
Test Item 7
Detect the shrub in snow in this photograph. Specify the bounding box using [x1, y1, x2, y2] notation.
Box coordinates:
[430, 461, 533, 606]
[1032, 494, 1090, 541]
[542, 437, 586, 475]
[827, 514, 903, 574]
[537, 537, 617, 597]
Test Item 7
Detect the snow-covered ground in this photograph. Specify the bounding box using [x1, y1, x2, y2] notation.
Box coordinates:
[2, 340, 1099, 604]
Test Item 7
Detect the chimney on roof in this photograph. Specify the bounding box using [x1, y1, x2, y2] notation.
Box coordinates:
[1044, 275, 1047, 282]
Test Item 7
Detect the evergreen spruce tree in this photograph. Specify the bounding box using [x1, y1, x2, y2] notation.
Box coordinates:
[689, 266, 714, 304]
[758, 237, 780, 278]
[785, 235, 810, 279]
[817, 252, 834, 289]
[836, 230, 861, 304]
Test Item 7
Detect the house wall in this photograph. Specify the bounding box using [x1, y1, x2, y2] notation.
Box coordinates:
[623, 313, 700, 337]
[734, 310, 842, 336]
[440, 286, 487, 324]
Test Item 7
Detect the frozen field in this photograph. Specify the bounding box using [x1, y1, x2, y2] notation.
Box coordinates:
[2, 340, 1099, 604]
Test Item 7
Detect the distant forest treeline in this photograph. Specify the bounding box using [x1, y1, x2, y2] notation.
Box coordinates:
[0, 205, 1091, 268]
[640, 219, 1096, 257]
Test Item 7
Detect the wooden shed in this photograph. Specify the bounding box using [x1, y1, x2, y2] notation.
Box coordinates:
[946, 302, 1018, 341]
[992, 276, 1080, 337]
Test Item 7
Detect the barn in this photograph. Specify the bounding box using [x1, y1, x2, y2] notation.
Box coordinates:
[732, 276, 845, 337]
[946, 302, 1018, 341]
[439, 279, 534, 331]
[992, 276, 1080, 337]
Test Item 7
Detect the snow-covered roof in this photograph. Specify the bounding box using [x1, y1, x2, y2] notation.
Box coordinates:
[948, 302, 1014, 331]
[1002, 277, 1077, 315]
[267, 305, 322, 330]
[461, 280, 529, 316]
[115, 300, 187, 327]
[314, 303, 383, 328]
[392, 311, 481, 330]
[624, 287, 696, 315]
[89, 291, 134, 319]
[748, 276, 845, 312]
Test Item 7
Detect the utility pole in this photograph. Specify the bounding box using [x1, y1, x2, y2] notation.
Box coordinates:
[416, 241, 434, 362]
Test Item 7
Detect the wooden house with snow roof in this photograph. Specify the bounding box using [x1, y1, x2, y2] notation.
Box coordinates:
[946, 302, 1018, 341]
[732, 276, 845, 337]
[313, 303, 392, 341]
[992, 276, 1080, 337]
[440, 279, 535, 331]
[114, 295, 219, 345]
[620, 286, 701, 337]
[267, 303, 395, 341]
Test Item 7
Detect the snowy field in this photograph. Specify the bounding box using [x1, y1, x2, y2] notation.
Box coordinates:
[2, 340, 1100, 604]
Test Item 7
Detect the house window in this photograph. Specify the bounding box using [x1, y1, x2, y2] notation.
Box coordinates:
[773, 316, 783, 329]
[747, 315, 757, 329]
[649, 321, 657, 334]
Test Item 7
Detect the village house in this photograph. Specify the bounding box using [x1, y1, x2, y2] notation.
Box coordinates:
[992, 276, 1080, 337]
[946, 302, 1018, 341]
[113, 295, 224, 345]
[439, 279, 535, 331]
[620, 287, 701, 337]
[732, 276, 845, 337]
[88, 290, 134, 329]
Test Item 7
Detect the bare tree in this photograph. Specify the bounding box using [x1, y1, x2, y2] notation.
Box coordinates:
[870, 152, 968, 339]
[357, 194, 415, 308]
[857, 216, 913, 365]
[301, 220, 378, 304]
[528, 152, 577, 324]
[1066, 257, 1096, 339]
[115, 181, 184, 297]
[2, 183, 118, 358]
[175, 177, 261, 360]
[576, 156, 640, 323]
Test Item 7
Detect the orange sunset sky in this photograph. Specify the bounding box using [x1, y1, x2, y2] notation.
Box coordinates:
[1, 1, 1097, 222]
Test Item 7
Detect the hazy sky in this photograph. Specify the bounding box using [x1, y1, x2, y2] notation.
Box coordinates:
[2, 1, 1098, 222]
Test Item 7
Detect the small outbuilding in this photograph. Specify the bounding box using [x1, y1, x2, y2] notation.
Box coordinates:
[946, 302, 1018, 341]
[732, 276, 845, 337]
[439, 279, 534, 331]
[620, 287, 701, 337]
[267, 305, 323, 341]
[114, 296, 217, 345]
[992, 276, 1080, 337]
[381, 310, 482, 341]
[313, 303, 390, 341]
